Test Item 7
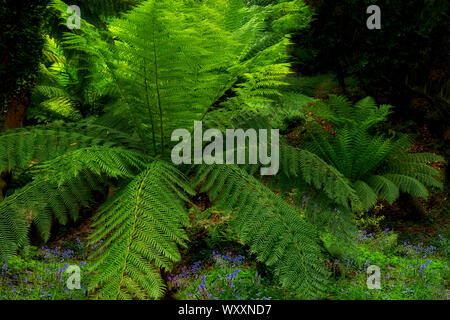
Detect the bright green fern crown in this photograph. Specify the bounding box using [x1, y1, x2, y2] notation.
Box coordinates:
[0, 0, 330, 300]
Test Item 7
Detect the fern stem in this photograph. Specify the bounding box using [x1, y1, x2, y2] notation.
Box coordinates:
[104, 59, 149, 152]
[143, 64, 157, 156]
[151, 18, 164, 155]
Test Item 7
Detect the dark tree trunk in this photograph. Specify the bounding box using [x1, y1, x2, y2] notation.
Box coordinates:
[4, 93, 29, 130]
[0, 94, 28, 199]
[0, 172, 7, 202]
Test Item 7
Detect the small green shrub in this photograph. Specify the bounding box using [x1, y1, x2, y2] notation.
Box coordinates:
[0, 243, 88, 300]
[330, 230, 449, 300]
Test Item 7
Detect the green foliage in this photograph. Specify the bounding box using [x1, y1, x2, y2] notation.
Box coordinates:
[169, 250, 293, 300]
[301, 95, 444, 210]
[88, 161, 195, 299]
[264, 94, 443, 256]
[1, 0, 314, 300]
[35, 145, 146, 183]
[193, 164, 329, 298]
[29, 37, 82, 122]
[0, 123, 144, 259]
[330, 230, 449, 300]
[228, 110, 361, 251]
[49, 0, 308, 155]
[1, 169, 99, 245]
[227, 94, 443, 259]
[1, 0, 445, 302]
[0, 122, 141, 173]
[0, 244, 88, 300]
[39, 0, 120, 118]
[0, 202, 28, 262]
[280, 144, 362, 209]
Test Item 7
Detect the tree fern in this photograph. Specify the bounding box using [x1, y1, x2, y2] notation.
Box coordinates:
[56, 0, 309, 155]
[221, 101, 443, 252]
[0, 0, 330, 300]
[300, 95, 444, 210]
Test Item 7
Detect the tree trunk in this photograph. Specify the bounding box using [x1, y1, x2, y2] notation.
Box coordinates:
[4, 93, 29, 130]
[0, 94, 28, 200]
[0, 173, 6, 202]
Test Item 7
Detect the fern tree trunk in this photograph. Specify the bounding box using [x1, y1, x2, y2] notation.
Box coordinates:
[1, 93, 30, 200]
[4, 92, 29, 130]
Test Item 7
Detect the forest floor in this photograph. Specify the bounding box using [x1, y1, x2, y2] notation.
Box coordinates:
[2, 206, 446, 300]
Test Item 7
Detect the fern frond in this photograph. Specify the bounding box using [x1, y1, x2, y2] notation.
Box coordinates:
[34, 146, 147, 186]
[0, 209, 28, 262]
[367, 175, 400, 204]
[0, 144, 146, 246]
[0, 170, 104, 242]
[0, 123, 141, 172]
[382, 174, 429, 199]
[193, 164, 329, 298]
[280, 145, 361, 210]
[353, 180, 378, 210]
[89, 160, 195, 300]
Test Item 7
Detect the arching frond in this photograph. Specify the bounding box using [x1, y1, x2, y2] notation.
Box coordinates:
[89, 160, 195, 299]
[193, 164, 330, 298]
[0, 123, 141, 172]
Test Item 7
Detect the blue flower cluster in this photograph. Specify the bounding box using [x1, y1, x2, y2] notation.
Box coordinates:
[211, 251, 246, 266]
[358, 230, 375, 241]
[402, 241, 437, 257]
[1, 243, 88, 300]
[168, 261, 205, 289]
[168, 250, 275, 300]
[41, 246, 76, 262]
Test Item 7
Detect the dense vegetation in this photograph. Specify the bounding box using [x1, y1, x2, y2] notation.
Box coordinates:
[0, 0, 448, 300]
